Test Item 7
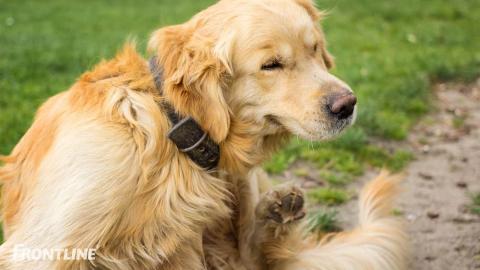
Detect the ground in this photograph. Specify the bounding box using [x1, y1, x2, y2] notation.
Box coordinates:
[398, 80, 480, 269]
[277, 80, 480, 269]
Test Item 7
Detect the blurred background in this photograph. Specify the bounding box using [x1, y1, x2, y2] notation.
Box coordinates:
[1, 0, 479, 268]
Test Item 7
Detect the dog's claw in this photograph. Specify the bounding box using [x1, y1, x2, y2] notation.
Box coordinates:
[294, 211, 306, 220]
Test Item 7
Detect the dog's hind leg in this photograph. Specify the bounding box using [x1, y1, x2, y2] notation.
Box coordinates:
[256, 172, 409, 270]
[253, 182, 308, 267]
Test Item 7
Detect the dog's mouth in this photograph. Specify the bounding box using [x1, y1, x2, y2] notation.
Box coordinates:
[265, 108, 356, 141]
[263, 114, 290, 135]
[265, 114, 283, 127]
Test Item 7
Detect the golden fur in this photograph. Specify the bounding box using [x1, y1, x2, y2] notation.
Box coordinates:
[0, 0, 408, 269]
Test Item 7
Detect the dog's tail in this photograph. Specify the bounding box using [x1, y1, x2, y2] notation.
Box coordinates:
[280, 171, 408, 270]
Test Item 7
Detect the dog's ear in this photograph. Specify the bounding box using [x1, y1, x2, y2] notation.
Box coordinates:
[148, 24, 233, 143]
[294, 0, 322, 21]
[321, 42, 335, 69]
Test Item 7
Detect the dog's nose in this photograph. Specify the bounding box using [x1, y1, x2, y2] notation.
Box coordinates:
[327, 92, 357, 119]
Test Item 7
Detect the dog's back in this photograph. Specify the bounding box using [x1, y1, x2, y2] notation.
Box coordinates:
[0, 45, 233, 270]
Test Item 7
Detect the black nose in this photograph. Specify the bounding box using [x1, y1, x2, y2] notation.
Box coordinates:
[327, 92, 357, 119]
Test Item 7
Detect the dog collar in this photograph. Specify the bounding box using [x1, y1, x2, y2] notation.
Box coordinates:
[149, 56, 220, 171]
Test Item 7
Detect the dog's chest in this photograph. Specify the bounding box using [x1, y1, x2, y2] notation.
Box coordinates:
[202, 173, 261, 269]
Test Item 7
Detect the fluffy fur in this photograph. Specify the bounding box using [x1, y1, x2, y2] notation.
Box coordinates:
[0, 0, 408, 269]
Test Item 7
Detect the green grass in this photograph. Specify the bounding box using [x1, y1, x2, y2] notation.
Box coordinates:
[452, 116, 466, 129]
[307, 209, 341, 235]
[470, 193, 480, 215]
[264, 129, 414, 185]
[391, 208, 404, 217]
[308, 187, 350, 205]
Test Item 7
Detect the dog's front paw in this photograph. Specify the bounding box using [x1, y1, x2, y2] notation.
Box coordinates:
[257, 184, 306, 224]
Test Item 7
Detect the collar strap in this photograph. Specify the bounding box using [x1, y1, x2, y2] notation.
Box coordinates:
[149, 56, 220, 171]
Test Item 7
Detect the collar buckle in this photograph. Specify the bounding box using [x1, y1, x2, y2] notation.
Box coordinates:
[167, 117, 220, 170]
[149, 57, 220, 171]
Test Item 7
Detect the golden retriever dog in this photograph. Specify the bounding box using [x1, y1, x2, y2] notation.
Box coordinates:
[0, 0, 408, 269]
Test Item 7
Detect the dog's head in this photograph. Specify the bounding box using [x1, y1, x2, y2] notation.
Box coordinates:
[149, 0, 356, 143]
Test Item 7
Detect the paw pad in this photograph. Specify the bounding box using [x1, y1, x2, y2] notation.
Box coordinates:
[267, 190, 305, 224]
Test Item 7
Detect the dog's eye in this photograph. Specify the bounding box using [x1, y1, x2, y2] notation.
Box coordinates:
[313, 43, 318, 53]
[261, 59, 283, 70]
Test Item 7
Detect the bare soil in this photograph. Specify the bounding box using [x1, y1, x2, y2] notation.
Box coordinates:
[342, 79, 480, 269]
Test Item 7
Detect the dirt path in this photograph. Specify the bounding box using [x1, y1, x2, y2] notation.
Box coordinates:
[338, 80, 480, 269]
[398, 80, 480, 269]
